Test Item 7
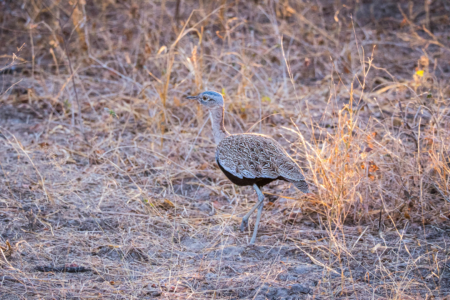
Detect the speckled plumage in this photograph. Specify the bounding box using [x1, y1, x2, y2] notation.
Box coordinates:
[216, 133, 309, 192]
[187, 90, 310, 244]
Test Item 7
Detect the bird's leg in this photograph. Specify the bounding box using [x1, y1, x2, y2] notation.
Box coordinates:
[240, 184, 265, 232]
[249, 184, 265, 244]
[250, 197, 264, 244]
[240, 201, 262, 232]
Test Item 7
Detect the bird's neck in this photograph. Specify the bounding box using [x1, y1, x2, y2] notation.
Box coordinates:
[210, 106, 230, 144]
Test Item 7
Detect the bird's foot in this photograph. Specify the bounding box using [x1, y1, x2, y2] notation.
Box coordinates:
[240, 219, 248, 232]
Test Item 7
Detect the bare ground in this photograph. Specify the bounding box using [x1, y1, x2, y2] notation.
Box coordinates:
[1, 0, 450, 299]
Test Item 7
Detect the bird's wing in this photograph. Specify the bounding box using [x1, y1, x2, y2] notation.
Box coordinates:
[274, 155, 306, 182]
[216, 134, 300, 180]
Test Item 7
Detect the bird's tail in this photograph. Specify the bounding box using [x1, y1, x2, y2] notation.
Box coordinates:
[290, 179, 310, 193]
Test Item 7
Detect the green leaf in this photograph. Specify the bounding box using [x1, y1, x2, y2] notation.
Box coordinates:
[262, 96, 271, 103]
[63, 99, 71, 110]
[104, 108, 117, 118]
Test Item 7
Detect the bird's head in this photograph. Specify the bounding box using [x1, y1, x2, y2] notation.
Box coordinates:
[186, 91, 224, 109]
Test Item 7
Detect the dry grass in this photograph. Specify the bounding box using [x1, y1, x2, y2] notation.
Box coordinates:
[1, 0, 450, 299]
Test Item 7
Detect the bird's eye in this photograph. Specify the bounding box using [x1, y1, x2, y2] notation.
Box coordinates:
[203, 96, 207, 101]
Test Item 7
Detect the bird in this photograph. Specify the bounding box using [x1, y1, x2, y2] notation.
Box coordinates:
[186, 91, 310, 244]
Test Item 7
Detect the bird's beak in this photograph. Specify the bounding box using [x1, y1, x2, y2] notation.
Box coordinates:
[186, 95, 198, 100]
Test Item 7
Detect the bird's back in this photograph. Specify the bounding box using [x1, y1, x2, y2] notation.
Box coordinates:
[216, 133, 308, 191]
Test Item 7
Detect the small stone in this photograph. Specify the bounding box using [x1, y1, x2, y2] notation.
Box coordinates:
[266, 287, 289, 299]
[277, 273, 297, 281]
[290, 284, 312, 295]
[291, 265, 315, 275]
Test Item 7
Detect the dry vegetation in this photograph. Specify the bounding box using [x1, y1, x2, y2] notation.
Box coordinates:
[1, 0, 450, 299]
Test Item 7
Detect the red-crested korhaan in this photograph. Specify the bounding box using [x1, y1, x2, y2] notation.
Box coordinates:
[187, 91, 310, 244]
